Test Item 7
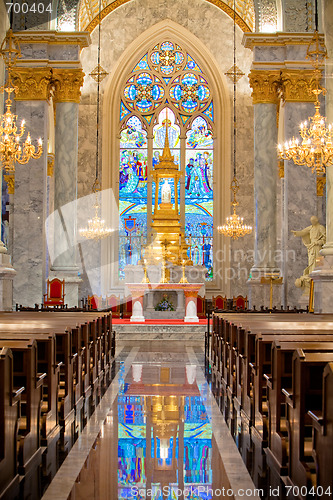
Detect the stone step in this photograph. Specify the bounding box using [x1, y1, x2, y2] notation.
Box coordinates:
[114, 324, 206, 341]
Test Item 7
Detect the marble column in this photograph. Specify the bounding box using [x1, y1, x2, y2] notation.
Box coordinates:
[311, 0, 333, 312]
[13, 101, 47, 306]
[49, 102, 81, 306]
[248, 102, 281, 307]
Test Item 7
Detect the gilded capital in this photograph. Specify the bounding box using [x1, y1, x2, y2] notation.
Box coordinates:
[11, 68, 51, 101]
[248, 70, 281, 104]
[52, 68, 85, 103]
[281, 69, 320, 102]
[11, 67, 85, 103]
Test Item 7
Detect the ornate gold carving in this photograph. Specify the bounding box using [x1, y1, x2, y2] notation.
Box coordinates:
[11, 68, 51, 101]
[47, 154, 55, 177]
[317, 175, 326, 196]
[248, 70, 281, 104]
[52, 68, 85, 103]
[281, 69, 319, 102]
[4, 174, 15, 194]
[11, 67, 85, 103]
[278, 160, 284, 179]
[84, 0, 252, 33]
[249, 69, 323, 104]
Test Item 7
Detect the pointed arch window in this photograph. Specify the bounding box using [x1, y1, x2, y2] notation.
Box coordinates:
[118, 41, 214, 280]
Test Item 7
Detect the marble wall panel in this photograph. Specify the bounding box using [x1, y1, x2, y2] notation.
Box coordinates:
[78, 0, 255, 298]
[48, 45, 79, 61]
[283, 101, 318, 306]
[13, 101, 48, 306]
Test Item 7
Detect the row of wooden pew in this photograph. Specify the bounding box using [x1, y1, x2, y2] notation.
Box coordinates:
[207, 312, 333, 499]
[0, 311, 116, 500]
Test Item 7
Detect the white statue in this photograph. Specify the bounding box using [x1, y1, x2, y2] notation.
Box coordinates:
[291, 215, 326, 291]
[161, 179, 171, 203]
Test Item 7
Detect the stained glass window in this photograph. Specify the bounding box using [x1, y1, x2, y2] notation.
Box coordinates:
[119, 116, 148, 279]
[119, 41, 215, 280]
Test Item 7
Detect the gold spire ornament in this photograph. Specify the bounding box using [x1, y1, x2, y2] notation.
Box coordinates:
[278, 9, 333, 175]
[0, 30, 43, 174]
[217, 178, 252, 239]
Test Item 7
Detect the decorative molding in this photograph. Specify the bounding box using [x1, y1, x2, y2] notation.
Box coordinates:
[84, 0, 253, 34]
[11, 68, 51, 101]
[11, 67, 85, 102]
[248, 69, 281, 104]
[4, 174, 15, 195]
[317, 175, 326, 196]
[243, 32, 325, 50]
[281, 69, 319, 102]
[52, 68, 85, 103]
[248, 69, 321, 104]
[13, 31, 91, 50]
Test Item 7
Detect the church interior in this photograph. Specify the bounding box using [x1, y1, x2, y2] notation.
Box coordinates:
[1, 0, 333, 498]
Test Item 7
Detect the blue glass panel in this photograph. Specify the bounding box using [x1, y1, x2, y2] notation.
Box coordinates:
[150, 51, 159, 65]
[120, 117, 147, 148]
[136, 73, 153, 85]
[160, 65, 173, 75]
[185, 54, 202, 72]
[136, 99, 153, 112]
[133, 53, 150, 71]
[151, 84, 164, 100]
[181, 73, 198, 86]
[160, 41, 174, 51]
[202, 102, 214, 121]
[174, 51, 184, 65]
[169, 84, 182, 100]
[120, 101, 132, 121]
[197, 84, 210, 100]
[181, 99, 197, 113]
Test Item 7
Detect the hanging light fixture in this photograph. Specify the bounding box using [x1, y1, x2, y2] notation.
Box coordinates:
[278, 0, 332, 175]
[0, 30, 43, 174]
[217, 0, 252, 240]
[79, 0, 112, 240]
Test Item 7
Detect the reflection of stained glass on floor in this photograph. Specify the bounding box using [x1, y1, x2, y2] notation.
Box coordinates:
[117, 364, 213, 499]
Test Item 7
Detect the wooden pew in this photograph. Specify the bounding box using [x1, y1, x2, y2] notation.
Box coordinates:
[0, 347, 22, 500]
[308, 361, 333, 498]
[0, 333, 61, 484]
[283, 350, 333, 496]
[0, 340, 45, 499]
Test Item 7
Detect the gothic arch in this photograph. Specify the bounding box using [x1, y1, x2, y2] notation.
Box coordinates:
[101, 19, 232, 295]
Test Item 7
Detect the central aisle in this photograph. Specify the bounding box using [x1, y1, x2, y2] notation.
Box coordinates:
[42, 342, 260, 500]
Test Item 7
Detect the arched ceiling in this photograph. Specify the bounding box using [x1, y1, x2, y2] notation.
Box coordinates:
[77, 0, 255, 33]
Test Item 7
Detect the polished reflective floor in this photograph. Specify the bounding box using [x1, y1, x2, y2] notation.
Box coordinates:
[42, 343, 258, 500]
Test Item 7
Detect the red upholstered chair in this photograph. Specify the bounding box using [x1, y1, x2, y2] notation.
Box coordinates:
[106, 295, 120, 318]
[43, 278, 65, 307]
[88, 295, 102, 310]
[123, 296, 133, 318]
[212, 295, 227, 310]
[233, 295, 248, 310]
[197, 295, 206, 318]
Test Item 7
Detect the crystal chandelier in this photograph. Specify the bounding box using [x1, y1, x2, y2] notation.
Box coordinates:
[277, 14, 332, 175]
[79, 180, 113, 239]
[79, 0, 112, 240]
[0, 30, 43, 174]
[217, 0, 252, 240]
[217, 178, 252, 239]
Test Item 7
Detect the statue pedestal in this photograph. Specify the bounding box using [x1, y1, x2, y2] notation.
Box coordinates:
[0, 251, 16, 311]
[311, 255, 333, 313]
[126, 283, 203, 323]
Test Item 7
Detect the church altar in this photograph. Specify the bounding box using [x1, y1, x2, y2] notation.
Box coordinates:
[126, 283, 203, 323]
